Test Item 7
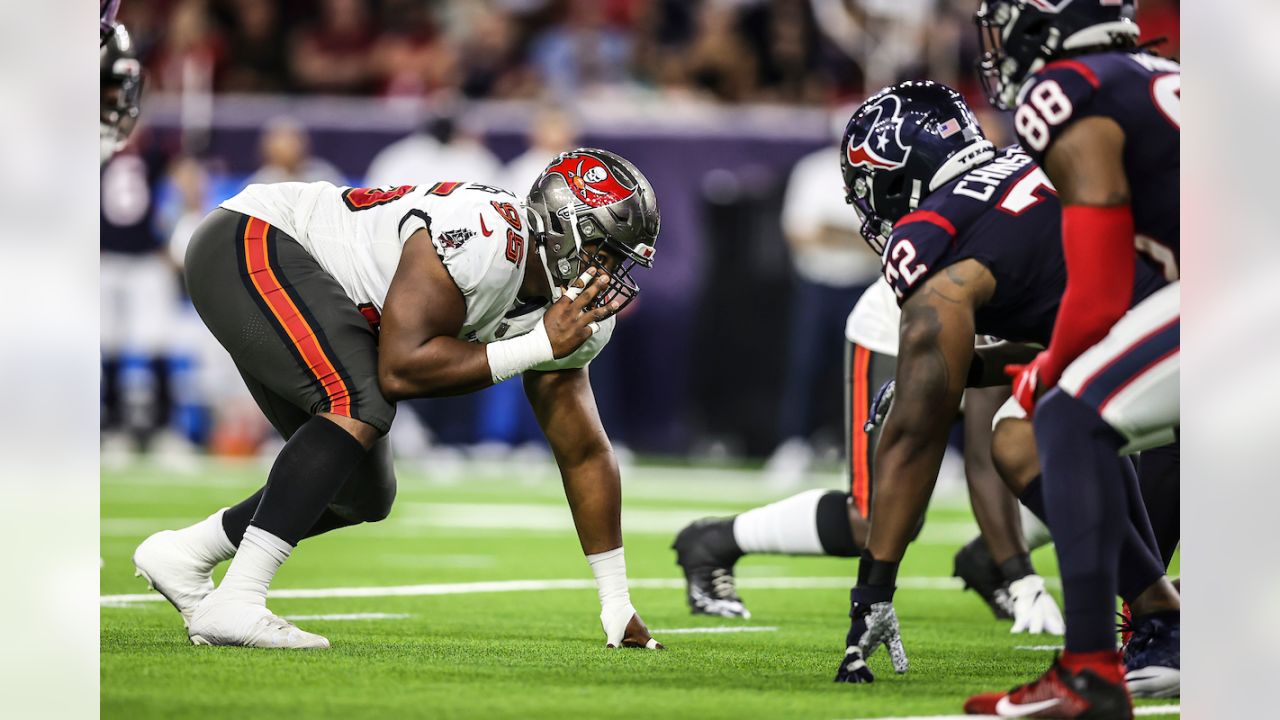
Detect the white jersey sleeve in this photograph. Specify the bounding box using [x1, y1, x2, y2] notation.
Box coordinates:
[844, 278, 900, 355]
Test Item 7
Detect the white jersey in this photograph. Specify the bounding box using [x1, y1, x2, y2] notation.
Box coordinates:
[221, 181, 613, 370]
[844, 278, 900, 355]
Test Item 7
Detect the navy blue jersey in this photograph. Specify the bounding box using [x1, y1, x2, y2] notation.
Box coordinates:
[101, 148, 166, 254]
[1014, 51, 1180, 278]
[883, 146, 1164, 346]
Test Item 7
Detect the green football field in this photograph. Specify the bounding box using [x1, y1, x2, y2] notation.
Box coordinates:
[101, 458, 1180, 719]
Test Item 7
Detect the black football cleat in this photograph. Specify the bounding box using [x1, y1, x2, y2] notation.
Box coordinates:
[1123, 613, 1180, 698]
[965, 655, 1133, 718]
[672, 518, 750, 619]
[953, 536, 1014, 620]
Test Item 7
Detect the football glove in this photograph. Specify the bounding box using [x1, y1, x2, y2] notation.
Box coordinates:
[835, 600, 909, 683]
[863, 378, 896, 433]
[1005, 352, 1048, 416]
[1008, 574, 1065, 636]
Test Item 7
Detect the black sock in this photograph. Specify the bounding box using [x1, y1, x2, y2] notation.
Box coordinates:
[249, 416, 369, 546]
[816, 491, 861, 557]
[1022, 470, 1163, 605]
[223, 489, 362, 546]
[1000, 553, 1035, 582]
[1034, 391, 1127, 653]
[1137, 442, 1180, 567]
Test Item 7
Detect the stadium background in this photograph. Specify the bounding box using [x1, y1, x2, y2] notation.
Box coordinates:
[101, 0, 1180, 465]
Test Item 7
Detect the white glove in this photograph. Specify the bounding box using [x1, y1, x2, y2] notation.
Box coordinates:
[1008, 574, 1065, 635]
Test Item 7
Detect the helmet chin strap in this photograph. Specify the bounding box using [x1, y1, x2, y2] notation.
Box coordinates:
[534, 245, 563, 302]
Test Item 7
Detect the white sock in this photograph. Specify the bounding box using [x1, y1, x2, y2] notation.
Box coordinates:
[215, 525, 292, 606]
[175, 508, 237, 570]
[732, 488, 827, 555]
[586, 547, 631, 612]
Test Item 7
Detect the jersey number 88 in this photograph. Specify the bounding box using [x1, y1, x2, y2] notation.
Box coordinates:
[1015, 80, 1073, 152]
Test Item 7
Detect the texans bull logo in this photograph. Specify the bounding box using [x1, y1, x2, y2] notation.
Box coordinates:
[545, 153, 635, 208]
[845, 94, 912, 172]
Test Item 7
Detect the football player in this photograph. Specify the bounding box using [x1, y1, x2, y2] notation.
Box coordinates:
[100, 19, 143, 164]
[132, 149, 665, 651]
[672, 281, 1060, 634]
[825, 82, 1173, 689]
[965, 1, 1180, 715]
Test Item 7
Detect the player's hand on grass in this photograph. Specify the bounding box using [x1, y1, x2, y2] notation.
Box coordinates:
[1008, 575, 1065, 636]
[601, 604, 664, 650]
[835, 597, 908, 683]
[544, 268, 620, 359]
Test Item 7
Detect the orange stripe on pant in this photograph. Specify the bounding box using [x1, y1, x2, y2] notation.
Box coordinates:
[850, 344, 871, 516]
[242, 216, 353, 417]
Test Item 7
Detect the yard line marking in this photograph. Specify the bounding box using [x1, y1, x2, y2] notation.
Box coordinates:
[651, 626, 778, 634]
[100, 575, 972, 605]
[841, 707, 1178, 720]
[1014, 644, 1064, 651]
[283, 613, 412, 621]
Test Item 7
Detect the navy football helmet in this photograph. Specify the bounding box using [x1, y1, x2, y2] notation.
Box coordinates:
[975, 0, 1140, 110]
[101, 0, 121, 46]
[840, 81, 994, 254]
[101, 23, 143, 164]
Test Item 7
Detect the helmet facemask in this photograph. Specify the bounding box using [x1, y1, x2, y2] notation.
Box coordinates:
[526, 148, 659, 313]
[845, 170, 894, 256]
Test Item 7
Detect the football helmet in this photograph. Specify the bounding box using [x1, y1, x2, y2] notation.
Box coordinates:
[840, 81, 994, 254]
[975, 0, 1140, 110]
[101, 0, 121, 46]
[525, 148, 659, 311]
[101, 23, 143, 163]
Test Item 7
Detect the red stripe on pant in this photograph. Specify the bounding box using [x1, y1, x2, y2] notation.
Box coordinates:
[850, 345, 872, 516]
[241, 216, 352, 417]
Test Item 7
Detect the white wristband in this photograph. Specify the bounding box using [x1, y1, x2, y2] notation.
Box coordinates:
[485, 318, 555, 383]
[586, 546, 631, 612]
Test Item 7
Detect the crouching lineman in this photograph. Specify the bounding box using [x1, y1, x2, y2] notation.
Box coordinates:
[132, 149, 665, 650]
[826, 82, 1175, 687]
[966, 1, 1181, 715]
[673, 277, 1062, 635]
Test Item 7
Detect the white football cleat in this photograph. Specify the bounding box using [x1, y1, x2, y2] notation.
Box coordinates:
[133, 531, 216, 627]
[187, 593, 329, 649]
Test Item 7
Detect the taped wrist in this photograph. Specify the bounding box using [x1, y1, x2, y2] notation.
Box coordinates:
[485, 318, 554, 383]
[587, 547, 631, 611]
[853, 548, 899, 605]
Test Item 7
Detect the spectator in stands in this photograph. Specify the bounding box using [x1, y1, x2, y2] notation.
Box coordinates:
[364, 104, 502, 187]
[528, 0, 634, 98]
[680, 1, 758, 102]
[289, 0, 376, 95]
[243, 116, 345, 186]
[501, 106, 580, 195]
[220, 0, 289, 93]
[457, 4, 536, 99]
[147, 0, 223, 94]
[369, 0, 460, 98]
[765, 109, 882, 486]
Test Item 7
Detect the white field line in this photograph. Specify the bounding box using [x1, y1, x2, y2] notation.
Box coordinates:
[1013, 644, 1064, 651]
[283, 613, 412, 621]
[844, 708, 1179, 720]
[101, 575, 972, 606]
[652, 626, 778, 634]
[101, 505, 981, 545]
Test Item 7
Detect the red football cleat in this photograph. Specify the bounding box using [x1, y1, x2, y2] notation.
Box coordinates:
[964, 654, 1133, 718]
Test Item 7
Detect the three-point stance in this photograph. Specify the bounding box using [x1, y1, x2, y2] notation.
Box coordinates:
[133, 149, 665, 651]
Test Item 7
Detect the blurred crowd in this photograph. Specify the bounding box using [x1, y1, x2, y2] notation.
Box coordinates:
[115, 0, 1178, 106]
[103, 0, 1180, 468]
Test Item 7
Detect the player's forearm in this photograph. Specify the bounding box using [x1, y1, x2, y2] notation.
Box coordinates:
[556, 447, 623, 554]
[378, 335, 494, 400]
[865, 416, 951, 562]
[1040, 205, 1136, 383]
